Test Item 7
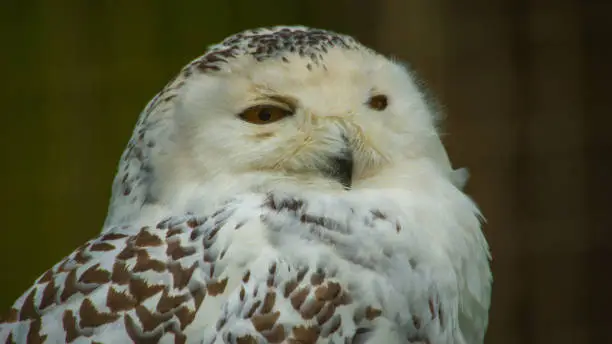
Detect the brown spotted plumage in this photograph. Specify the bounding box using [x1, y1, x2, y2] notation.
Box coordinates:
[1, 206, 250, 342]
[0, 190, 471, 343]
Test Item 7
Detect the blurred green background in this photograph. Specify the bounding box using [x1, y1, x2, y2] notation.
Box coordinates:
[1, 1, 610, 343]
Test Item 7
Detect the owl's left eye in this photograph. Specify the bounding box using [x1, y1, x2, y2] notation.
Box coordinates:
[367, 94, 388, 111]
[239, 105, 293, 125]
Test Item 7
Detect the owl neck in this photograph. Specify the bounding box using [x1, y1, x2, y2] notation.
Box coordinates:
[102, 166, 349, 229]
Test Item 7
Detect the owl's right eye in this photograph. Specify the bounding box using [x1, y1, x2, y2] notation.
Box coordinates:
[239, 105, 293, 125]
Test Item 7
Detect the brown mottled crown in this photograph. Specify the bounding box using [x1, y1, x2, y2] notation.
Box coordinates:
[191, 26, 364, 73]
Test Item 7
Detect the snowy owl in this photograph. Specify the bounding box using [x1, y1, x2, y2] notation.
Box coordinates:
[0, 26, 491, 343]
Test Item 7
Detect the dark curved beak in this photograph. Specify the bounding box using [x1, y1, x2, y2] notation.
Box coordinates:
[326, 138, 353, 189]
[329, 152, 353, 189]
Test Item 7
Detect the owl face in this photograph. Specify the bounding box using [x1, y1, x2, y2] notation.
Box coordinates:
[104, 26, 460, 227]
[170, 33, 441, 192]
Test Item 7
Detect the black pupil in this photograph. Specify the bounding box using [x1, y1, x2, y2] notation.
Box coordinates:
[258, 108, 273, 121]
[370, 95, 388, 110]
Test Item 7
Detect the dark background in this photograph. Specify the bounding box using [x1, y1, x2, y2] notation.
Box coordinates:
[1, 1, 610, 343]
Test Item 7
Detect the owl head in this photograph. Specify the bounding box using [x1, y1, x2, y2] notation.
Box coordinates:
[106, 26, 463, 225]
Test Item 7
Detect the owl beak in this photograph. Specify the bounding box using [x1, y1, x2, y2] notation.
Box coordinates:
[330, 152, 353, 190]
[326, 140, 353, 190]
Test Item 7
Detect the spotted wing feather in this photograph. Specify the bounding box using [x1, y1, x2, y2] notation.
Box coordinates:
[0, 199, 245, 343]
[1, 192, 458, 343]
